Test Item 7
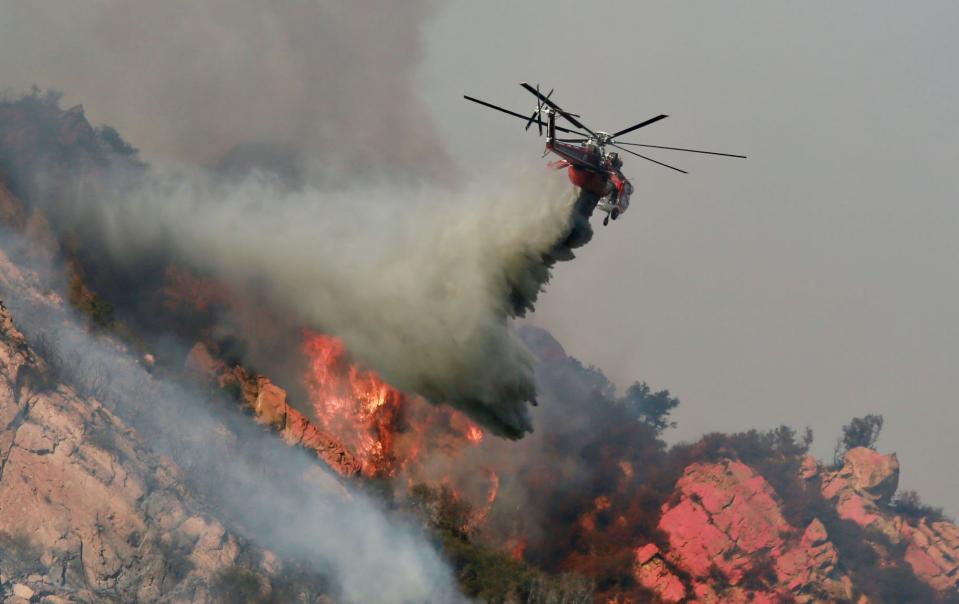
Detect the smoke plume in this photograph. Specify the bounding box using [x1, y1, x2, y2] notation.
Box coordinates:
[49, 160, 577, 438]
[0, 1, 451, 182]
[0, 0, 592, 437]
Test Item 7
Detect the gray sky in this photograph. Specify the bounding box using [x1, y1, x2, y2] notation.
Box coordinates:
[419, 1, 959, 512]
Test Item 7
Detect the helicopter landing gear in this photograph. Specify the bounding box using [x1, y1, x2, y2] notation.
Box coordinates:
[611, 208, 620, 221]
[603, 215, 609, 226]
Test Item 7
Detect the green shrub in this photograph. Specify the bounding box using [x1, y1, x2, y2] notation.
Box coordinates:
[209, 566, 265, 604]
[833, 414, 884, 466]
[0, 532, 44, 577]
[153, 534, 195, 589]
[892, 490, 949, 524]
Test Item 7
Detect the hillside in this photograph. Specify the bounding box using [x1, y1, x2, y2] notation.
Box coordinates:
[0, 91, 956, 603]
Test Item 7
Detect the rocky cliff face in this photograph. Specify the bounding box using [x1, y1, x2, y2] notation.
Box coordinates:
[0, 304, 246, 602]
[633, 460, 851, 603]
[185, 342, 362, 478]
[0, 195, 334, 601]
[632, 449, 959, 603]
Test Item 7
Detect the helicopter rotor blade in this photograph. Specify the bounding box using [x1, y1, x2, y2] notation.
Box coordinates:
[525, 84, 541, 132]
[556, 138, 588, 143]
[525, 109, 538, 131]
[610, 142, 688, 174]
[611, 115, 668, 138]
[464, 95, 539, 122]
[536, 84, 543, 136]
[464, 95, 589, 136]
[614, 141, 746, 158]
[520, 82, 598, 138]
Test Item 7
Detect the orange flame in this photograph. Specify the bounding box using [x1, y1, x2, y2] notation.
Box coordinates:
[466, 424, 484, 444]
[302, 331, 406, 477]
[508, 537, 528, 561]
[300, 331, 501, 537]
[296, 330, 691, 602]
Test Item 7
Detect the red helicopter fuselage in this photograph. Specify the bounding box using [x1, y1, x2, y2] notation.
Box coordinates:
[543, 111, 632, 219]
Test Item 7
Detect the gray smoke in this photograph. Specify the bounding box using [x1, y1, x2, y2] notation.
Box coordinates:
[0, 232, 465, 603]
[0, 1, 452, 182]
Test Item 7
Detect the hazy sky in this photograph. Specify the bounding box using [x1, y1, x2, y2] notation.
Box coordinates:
[419, 1, 959, 512]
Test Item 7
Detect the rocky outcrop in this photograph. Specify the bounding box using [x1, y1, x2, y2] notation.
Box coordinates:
[820, 447, 959, 593]
[821, 447, 899, 533]
[658, 460, 787, 583]
[0, 94, 138, 189]
[186, 343, 361, 478]
[635, 450, 959, 602]
[634, 459, 852, 603]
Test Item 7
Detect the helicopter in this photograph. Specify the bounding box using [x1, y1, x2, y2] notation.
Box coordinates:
[464, 83, 746, 226]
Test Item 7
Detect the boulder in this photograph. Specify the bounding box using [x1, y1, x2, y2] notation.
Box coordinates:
[844, 447, 900, 503]
[821, 448, 899, 536]
[633, 544, 686, 603]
